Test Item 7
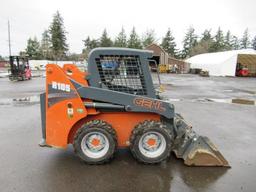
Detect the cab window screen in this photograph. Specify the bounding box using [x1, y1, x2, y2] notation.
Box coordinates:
[95, 55, 147, 95]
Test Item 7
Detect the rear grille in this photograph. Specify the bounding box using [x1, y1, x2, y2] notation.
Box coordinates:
[95, 55, 147, 95]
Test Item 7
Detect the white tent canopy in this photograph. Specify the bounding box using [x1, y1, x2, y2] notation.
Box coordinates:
[186, 49, 256, 76]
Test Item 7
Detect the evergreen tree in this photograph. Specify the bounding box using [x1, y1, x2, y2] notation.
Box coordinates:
[142, 29, 156, 48]
[224, 30, 232, 50]
[230, 35, 240, 50]
[191, 29, 213, 55]
[181, 26, 197, 58]
[49, 11, 68, 60]
[252, 36, 256, 50]
[210, 27, 225, 52]
[161, 28, 177, 57]
[40, 30, 52, 59]
[83, 36, 99, 50]
[201, 29, 212, 42]
[114, 27, 127, 47]
[190, 30, 213, 56]
[99, 29, 113, 47]
[240, 28, 250, 49]
[25, 37, 41, 59]
[82, 36, 99, 59]
[127, 27, 142, 49]
[83, 36, 91, 50]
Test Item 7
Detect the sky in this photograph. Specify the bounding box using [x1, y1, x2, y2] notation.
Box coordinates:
[0, 0, 256, 56]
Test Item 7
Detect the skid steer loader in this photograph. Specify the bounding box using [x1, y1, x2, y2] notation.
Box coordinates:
[39, 48, 229, 166]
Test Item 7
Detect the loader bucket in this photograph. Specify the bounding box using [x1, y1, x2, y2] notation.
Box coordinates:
[172, 114, 230, 167]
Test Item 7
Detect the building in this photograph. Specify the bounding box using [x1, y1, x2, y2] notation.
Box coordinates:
[145, 44, 169, 65]
[186, 49, 256, 77]
[145, 44, 190, 73]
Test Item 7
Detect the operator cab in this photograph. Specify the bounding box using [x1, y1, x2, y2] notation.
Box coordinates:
[88, 48, 157, 98]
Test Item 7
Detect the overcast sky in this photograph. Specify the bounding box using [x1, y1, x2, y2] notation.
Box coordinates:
[0, 0, 256, 56]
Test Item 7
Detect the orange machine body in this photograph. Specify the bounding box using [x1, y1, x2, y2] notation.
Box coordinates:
[45, 64, 160, 148]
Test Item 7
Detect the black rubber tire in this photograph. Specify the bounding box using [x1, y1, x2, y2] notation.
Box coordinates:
[130, 120, 172, 164]
[73, 120, 117, 164]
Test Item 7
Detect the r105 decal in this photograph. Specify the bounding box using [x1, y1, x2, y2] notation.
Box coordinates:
[52, 81, 71, 92]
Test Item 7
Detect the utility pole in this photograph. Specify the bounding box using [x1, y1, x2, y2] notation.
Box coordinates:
[8, 20, 12, 56]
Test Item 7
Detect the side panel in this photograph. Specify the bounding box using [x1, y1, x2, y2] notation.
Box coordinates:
[68, 112, 161, 147]
[45, 64, 89, 148]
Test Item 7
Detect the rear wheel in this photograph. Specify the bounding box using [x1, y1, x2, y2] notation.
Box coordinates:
[73, 120, 117, 164]
[130, 120, 172, 164]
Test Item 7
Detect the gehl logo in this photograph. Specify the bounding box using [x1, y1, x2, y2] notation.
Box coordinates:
[133, 97, 166, 112]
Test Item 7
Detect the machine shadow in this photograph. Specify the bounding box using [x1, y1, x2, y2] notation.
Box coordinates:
[42, 147, 228, 192]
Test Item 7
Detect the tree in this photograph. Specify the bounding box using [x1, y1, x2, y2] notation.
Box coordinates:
[82, 36, 99, 59]
[201, 29, 212, 42]
[224, 30, 232, 50]
[83, 36, 99, 50]
[142, 29, 156, 48]
[230, 35, 240, 50]
[161, 28, 177, 57]
[209, 27, 225, 52]
[99, 29, 113, 47]
[190, 29, 213, 55]
[49, 11, 68, 60]
[240, 28, 250, 49]
[25, 37, 41, 59]
[181, 26, 197, 58]
[127, 27, 142, 49]
[0, 55, 4, 60]
[40, 30, 52, 59]
[114, 27, 127, 47]
[252, 36, 256, 50]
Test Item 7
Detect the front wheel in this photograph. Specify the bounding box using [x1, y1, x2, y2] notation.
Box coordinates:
[130, 120, 173, 164]
[73, 120, 117, 164]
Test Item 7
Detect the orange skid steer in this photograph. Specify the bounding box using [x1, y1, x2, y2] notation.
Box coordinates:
[39, 48, 229, 166]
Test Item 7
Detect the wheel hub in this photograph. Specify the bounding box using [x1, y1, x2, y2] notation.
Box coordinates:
[86, 134, 105, 151]
[147, 138, 157, 147]
[81, 132, 110, 159]
[142, 134, 161, 151]
[91, 138, 101, 147]
[139, 131, 167, 158]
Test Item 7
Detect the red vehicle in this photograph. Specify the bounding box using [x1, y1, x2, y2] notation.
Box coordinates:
[236, 63, 249, 77]
[9, 56, 32, 81]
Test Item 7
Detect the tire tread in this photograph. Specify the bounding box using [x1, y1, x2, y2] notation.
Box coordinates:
[73, 120, 117, 165]
[130, 120, 172, 164]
